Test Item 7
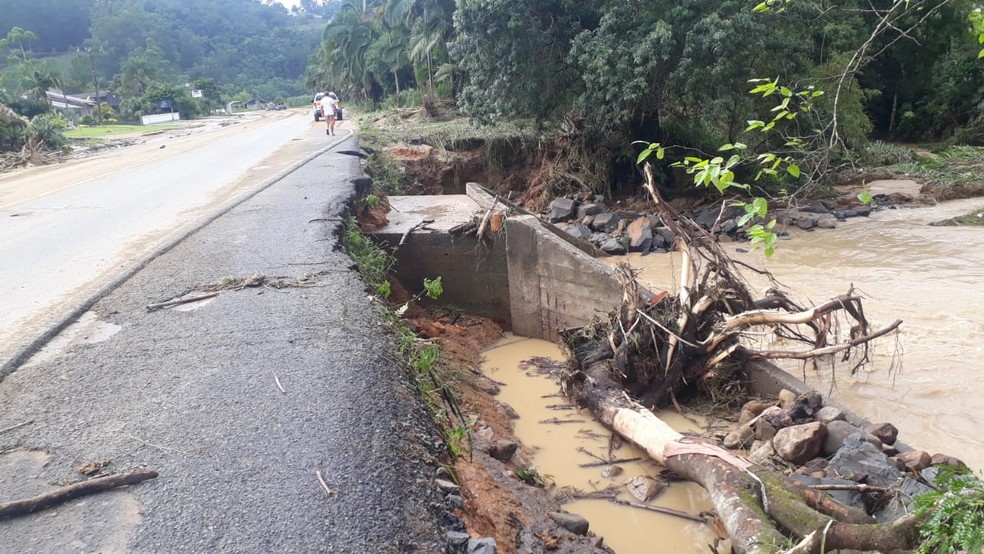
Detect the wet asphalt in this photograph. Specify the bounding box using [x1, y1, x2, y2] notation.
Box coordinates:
[0, 138, 450, 553]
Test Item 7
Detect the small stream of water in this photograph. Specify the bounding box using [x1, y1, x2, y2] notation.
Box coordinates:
[481, 335, 719, 553]
[605, 189, 984, 471]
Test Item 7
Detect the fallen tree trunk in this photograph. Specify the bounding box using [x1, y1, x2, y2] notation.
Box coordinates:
[565, 357, 920, 553]
[555, 162, 916, 552]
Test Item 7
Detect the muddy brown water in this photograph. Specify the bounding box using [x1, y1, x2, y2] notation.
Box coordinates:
[481, 335, 720, 553]
[604, 187, 984, 472]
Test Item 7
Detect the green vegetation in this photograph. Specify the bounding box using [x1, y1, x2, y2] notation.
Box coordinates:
[914, 467, 984, 553]
[342, 216, 470, 460]
[310, 0, 984, 209]
[930, 206, 984, 226]
[62, 123, 182, 139]
[514, 466, 550, 487]
[890, 146, 984, 201]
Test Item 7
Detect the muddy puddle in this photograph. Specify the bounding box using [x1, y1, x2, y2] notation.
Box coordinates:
[23, 311, 121, 367]
[481, 335, 718, 553]
[602, 194, 984, 471]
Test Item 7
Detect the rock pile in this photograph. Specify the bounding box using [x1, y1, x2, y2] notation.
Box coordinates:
[544, 191, 896, 255]
[721, 390, 966, 520]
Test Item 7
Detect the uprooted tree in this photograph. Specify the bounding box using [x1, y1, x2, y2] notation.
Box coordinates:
[561, 163, 911, 553]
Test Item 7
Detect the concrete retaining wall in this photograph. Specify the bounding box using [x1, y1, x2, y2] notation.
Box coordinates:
[373, 225, 511, 328]
[505, 215, 623, 342]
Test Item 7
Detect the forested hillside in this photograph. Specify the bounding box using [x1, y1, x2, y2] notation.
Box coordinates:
[0, 0, 334, 99]
[308, 0, 984, 198]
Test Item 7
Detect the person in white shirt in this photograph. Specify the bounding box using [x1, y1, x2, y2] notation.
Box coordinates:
[321, 92, 338, 135]
[320, 91, 339, 135]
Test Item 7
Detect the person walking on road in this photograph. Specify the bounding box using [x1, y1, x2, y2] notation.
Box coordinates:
[321, 91, 340, 136]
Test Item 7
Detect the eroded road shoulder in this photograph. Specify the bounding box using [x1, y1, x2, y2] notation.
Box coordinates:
[0, 140, 449, 552]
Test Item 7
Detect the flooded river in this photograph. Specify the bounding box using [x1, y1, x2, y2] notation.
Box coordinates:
[608, 189, 984, 472]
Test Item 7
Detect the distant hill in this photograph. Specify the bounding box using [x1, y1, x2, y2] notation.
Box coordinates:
[0, 0, 328, 96]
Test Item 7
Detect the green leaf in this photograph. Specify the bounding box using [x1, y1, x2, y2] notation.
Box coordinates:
[637, 148, 652, 164]
[656, 147, 665, 160]
[858, 190, 873, 205]
[719, 143, 735, 151]
[787, 164, 801, 178]
[752, 1, 769, 12]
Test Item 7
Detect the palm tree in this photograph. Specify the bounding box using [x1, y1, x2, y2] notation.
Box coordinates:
[20, 61, 59, 107]
[322, 0, 382, 98]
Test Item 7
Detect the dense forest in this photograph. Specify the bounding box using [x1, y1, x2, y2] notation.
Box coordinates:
[308, 0, 984, 196]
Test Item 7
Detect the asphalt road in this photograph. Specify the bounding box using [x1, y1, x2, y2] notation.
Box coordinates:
[0, 129, 450, 551]
[0, 111, 326, 368]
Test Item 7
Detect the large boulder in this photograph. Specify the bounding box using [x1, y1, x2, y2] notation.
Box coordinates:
[577, 203, 604, 220]
[827, 434, 901, 487]
[774, 421, 827, 465]
[824, 420, 882, 456]
[548, 511, 589, 535]
[590, 212, 621, 233]
[561, 223, 592, 241]
[625, 217, 654, 252]
[549, 198, 578, 223]
[599, 238, 626, 255]
[864, 422, 899, 446]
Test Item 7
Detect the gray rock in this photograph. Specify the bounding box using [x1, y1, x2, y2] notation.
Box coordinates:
[562, 223, 592, 241]
[548, 511, 590, 535]
[802, 201, 831, 214]
[654, 226, 675, 246]
[874, 476, 933, 523]
[694, 207, 721, 229]
[626, 217, 654, 252]
[591, 212, 621, 232]
[855, 206, 873, 217]
[549, 198, 578, 223]
[435, 478, 460, 494]
[720, 218, 739, 234]
[599, 238, 626, 255]
[580, 215, 595, 228]
[436, 466, 453, 480]
[498, 403, 520, 420]
[816, 218, 837, 229]
[815, 406, 846, 424]
[824, 420, 882, 456]
[834, 209, 859, 220]
[827, 434, 901, 487]
[865, 422, 898, 446]
[774, 421, 826, 465]
[467, 537, 497, 554]
[447, 494, 465, 509]
[487, 440, 518, 461]
[577, 203, 604, 219]
[589, 232, 610, 244]
[447, 531, 470, 547]
[797, 218, 816, 230]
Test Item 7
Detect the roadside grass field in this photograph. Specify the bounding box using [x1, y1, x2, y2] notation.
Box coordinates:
[64, 124, 184, 139]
